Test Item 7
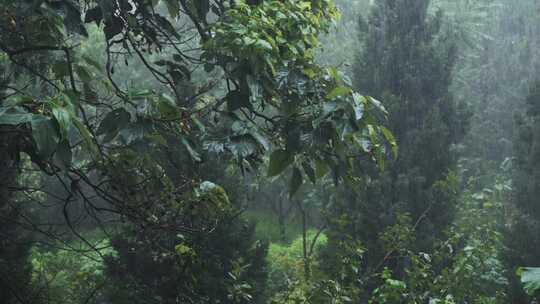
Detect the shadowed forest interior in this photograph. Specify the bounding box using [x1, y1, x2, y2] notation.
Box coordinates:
[2, 0, 540, 303]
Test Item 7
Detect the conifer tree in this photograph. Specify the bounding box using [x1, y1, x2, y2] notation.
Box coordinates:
[322, 0, 469, 286]
[355, 0, 469, 248]
[505, 82, 540, 303]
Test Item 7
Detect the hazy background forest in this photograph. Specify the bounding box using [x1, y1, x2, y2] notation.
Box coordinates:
[2, 0, 540, 303]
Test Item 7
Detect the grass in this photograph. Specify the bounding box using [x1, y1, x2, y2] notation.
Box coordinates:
[243, 209, 305, 244]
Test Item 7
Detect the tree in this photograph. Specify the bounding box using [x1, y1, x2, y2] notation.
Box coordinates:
[0, 0, 393, 302]
[367, 184, 508, 303]
[447, 0, 540, 188]
[104, 182, 268, 303]
[0, 0, 392, 224]
[0, 3, 53, 301]
[505, 81, 540, 303]
[321, 0, 469, 296]
[355, 0, 468, 250]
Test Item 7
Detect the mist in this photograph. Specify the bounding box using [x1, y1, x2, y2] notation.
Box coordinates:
[1, 0, 540, 303]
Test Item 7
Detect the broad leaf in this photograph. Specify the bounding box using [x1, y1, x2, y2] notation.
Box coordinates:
[182, 137, 202, 162]
[164, 0, 180, 19]
[351, 93, 365, 120]
[73, 119, 98, 156]
[315, 158, 329, 179]
[84, 6, 103, 24]
[31, 117, 60, 159]
[302, 161, 316, 184]
[194, 0, 210, 19]
[249, 130, 270, 151]
[520, 267, 540, 295]
[366, 96, 388, 115]
[52, 62, 70, 78]
[97, 108, 131, 139]
[381, 126, 398, 158]
[326, 86, 352, 100]
[268, 149, 294, 177]
[54, 140, 72, 170]
[51, 105, 72, 139]
[75, 65, 93, 82]
[0, 106, 36, 125]
[226, 90, 251, 111]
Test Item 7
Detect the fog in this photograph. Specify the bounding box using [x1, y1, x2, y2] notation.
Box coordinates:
[1, 0, 540, 303]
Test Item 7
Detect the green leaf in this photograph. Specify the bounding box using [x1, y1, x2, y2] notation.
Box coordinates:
[302, 161, 316, 184]
[182, 137, 202, 162]
[315, 158, 330, 179]
[164, 0, 180, 18]
[204, 63, 215, 73]
[129, 89, 154, 100]
[54, 140, 72, 170]
[289, 167, 303, 198]
[285, 126, 301, 152]
[268, 149, 294, 177]
[3, 95, 34, 107]
[154, 60, 170, 67]
[191, 116, 206, 133]
[249, 130, 270, 151]
[366, 125, 385, 170]
[31, 117, 60, 159]
[97, 108, 131, 138]
[175, 243, 194, 257]
[351, 93, 365, 120]
[228, 137, 257, 159]
[82, 55, 102, 71]
[327, 67, 339, 81]
[226, 90, 251, 111]
[0, 107, 34, 125]
[52, 62, 70, 78]
[157, 94, 181, 119]
[73, 119, 97, 156]
[322, 101, 339, 117]
[380, 126, 398, 158]
[75, 65, 92, 82]
[337, 120, 354, 140]
[155, 14, 181, 39]
[255, 39, 273, 51]
[194, 0, 210, 18]
[118, 120, 149, 145]
[520, 267, 540, 295]
[84, 6, 103, 24]
[51, 106, 72, 140]
[366, 96, 388, 115]
[326, 86, 352, 100]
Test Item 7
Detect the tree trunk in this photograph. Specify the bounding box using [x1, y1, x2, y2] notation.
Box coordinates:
[0, 133, 18, 209]
[0, 132, 31, 304]
[295, 199, 311, 281]
[278, 194, 287, 242]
